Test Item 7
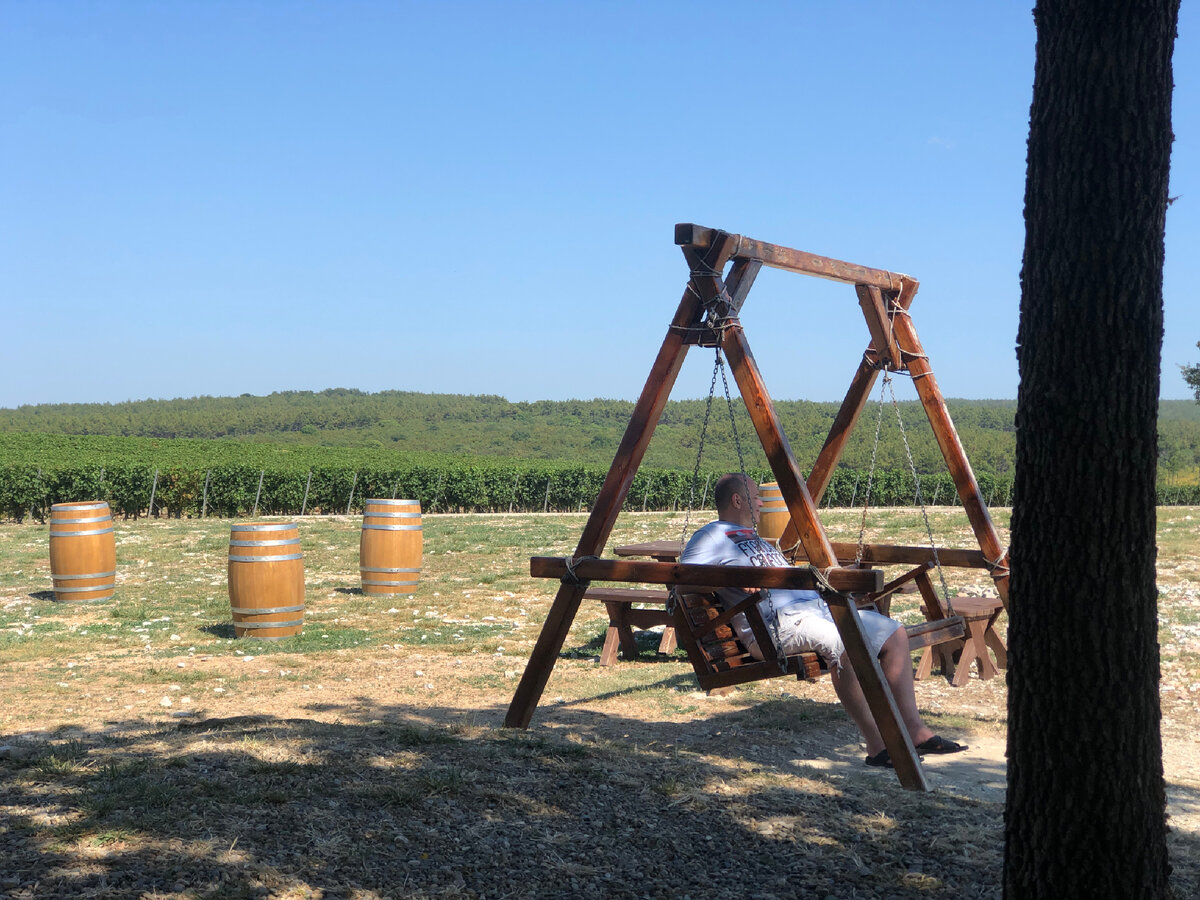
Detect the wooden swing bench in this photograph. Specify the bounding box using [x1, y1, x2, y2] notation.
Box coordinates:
[508, 223, 1013, 791]
[537, 556, 965, 694]
[673, 564, 965, 695]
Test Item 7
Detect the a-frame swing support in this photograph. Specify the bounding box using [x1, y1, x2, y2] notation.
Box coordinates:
[505, 224, 1011, 792]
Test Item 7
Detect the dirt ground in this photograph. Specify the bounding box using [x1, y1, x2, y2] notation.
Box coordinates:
[4, 636, 1199, 899]
[4, 506, 1200, 897]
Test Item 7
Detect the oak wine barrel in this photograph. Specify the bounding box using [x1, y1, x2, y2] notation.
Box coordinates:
[228, 522, 304, 639]
[49, 501, 117, 602]
[757, 482, 790, 542]
[359, 499, 422, 594]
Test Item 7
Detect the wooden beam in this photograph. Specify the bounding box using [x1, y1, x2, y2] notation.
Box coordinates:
[504, 231, 742, 729]
[719, 322, 841, 571]
[796, 353, 879, 524]
[825, 594, 929, 791]
[676, 223, 905, 291]
[856, 284, 902, 371]
[800, 541, 991, 570]
[529, 557, 885, 593]
[724, 257, 763, 316]
[887, 282, 1010, 605]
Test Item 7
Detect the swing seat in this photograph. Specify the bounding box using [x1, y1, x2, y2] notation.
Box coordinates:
[671, 577, 966, 695]
[670, 588, 827, 694]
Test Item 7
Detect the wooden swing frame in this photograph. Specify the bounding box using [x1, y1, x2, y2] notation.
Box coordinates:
[505, 224, 1011, 791]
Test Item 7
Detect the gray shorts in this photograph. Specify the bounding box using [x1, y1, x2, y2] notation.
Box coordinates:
[774, 603, 902, 667]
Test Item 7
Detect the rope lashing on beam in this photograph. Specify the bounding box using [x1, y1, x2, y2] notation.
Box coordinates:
[560, 555, 598, 588]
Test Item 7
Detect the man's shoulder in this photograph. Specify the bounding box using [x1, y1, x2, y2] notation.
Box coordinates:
[691, 520, 756, 543]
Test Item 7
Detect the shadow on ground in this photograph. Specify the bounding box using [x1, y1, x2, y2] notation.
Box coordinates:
[3, 688, 1196, 899]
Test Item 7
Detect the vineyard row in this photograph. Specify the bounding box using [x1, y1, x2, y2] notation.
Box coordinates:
[2, 461, 1197, 523]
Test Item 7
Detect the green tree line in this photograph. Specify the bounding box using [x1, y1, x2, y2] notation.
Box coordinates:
[3, 391, 1198, 522]
[9, 387, 1194, 474]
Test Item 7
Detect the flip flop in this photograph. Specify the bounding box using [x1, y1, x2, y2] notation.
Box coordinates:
[865, 749, 893, 768]
[916, 735, 969, 754]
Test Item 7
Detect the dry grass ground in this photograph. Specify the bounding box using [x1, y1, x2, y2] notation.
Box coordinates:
[1, 508, 1199, 898]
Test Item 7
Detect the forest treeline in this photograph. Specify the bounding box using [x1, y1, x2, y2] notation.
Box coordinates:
[3, 387, 1200, 480]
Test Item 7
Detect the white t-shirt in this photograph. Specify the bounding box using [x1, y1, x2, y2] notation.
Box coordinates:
[680, 519, 824, 656]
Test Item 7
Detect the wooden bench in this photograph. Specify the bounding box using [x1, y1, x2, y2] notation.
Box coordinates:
[917, 594, 1006, 685]
[583, 587, 676, 665]
[673, 587, 965, 695]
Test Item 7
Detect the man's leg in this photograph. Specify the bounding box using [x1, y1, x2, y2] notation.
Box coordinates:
[828, 658, 886, 756]
[782, 609, 935, 755]
[876, 627, 935, 747]
[826, 627, 935, 756]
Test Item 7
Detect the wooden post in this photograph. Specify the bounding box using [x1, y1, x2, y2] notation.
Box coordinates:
[253, 469, 264, 517]
[300, 470, 312, 516]
[888, 287, 1010, 604]
[346, 472, 357, 515]
[505, 230, 742, 729]
[148, 469, 159, 519]
[201, 470, 211, 518]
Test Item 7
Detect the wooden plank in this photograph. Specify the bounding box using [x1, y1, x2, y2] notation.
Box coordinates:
[823, 542, 990, 569]
[529, 557, 884, 593]
[905, 618, 966, 650]
[615, 538, 989, 570]
[583, 587, 670, 603]
[676, 223, 905, 291]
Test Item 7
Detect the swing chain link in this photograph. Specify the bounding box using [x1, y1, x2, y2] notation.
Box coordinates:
[680, 345, 723, 553]
[855, 375, 889, 568]
[887, 376, 955, 613]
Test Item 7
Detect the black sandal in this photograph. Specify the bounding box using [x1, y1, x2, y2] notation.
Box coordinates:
[865, 749, 893, 768]
[915, 735, 969, 754]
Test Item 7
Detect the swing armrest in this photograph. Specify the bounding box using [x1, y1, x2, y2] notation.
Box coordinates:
[859, 562, 935, 617]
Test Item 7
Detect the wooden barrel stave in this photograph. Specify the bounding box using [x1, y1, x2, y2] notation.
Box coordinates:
[756, 482, 790, 542]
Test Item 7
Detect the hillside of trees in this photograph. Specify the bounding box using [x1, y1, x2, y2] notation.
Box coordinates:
[3, 388, 1198, 481]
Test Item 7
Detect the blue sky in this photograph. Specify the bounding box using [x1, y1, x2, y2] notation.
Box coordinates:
[3, 1, 1198, 410]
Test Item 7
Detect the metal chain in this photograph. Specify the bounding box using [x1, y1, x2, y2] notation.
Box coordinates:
[886, 375, 955, 612]
[717, 342, 756, 530]
[855, 374, 888, 567]
[712, 337, 785, 661]
[680, 345, 723, 553]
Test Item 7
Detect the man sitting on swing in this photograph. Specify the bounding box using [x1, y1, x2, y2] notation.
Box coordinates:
[681, 473, 968, 768]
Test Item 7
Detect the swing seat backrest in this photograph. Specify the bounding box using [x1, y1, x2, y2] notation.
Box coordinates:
[669, 587, 827, 694]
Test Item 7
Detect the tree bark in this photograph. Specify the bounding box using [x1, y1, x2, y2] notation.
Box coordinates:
[1006, 1, 1178, 897]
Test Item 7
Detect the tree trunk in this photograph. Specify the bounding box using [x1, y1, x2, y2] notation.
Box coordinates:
[1006, 1, 1178, 897]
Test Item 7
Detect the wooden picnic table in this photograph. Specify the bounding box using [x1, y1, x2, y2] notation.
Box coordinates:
[586, 541, 681, 664]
